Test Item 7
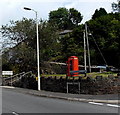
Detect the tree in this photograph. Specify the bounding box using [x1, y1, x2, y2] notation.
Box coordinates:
[39, 20, 60, 62]
[69, 8, 83, 26]
[92, 8, 107, 20]
[49, 7, 83, 30]
[59, 25, 84, 63]
[88, 12, 120, 67]
[1, 18, 36, 43]
[1, 18, 60, 73]
[49, 7, 69, 30]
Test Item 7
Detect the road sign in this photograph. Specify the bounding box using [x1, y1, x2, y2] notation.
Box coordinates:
[2, 71, 13, 75]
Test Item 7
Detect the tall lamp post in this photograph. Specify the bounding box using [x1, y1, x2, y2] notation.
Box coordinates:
[24, 7, 41, 91]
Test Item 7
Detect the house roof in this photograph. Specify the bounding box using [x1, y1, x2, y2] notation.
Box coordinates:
[59, 30, 73, 35]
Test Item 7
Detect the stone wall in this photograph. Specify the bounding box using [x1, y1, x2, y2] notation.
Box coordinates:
[12, 75, 120, 95]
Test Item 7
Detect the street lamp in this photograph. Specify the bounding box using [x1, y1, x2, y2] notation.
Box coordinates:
[24, 7, 41, 91]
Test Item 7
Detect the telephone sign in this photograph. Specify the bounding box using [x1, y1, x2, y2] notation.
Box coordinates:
[2, 71, 13, 75]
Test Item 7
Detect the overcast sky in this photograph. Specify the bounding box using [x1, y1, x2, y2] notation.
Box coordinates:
[0, 0, 116, 26]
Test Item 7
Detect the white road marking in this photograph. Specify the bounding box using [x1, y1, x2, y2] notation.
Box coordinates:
[0, 86, 15, 89]
[89, 102, 120, 108]
[12, 111, 19, 115]
[107, 104, 120, 108]
[88, 102, 104, 105]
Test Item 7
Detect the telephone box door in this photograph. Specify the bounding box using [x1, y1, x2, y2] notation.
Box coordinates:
[66, 56, 79, 77]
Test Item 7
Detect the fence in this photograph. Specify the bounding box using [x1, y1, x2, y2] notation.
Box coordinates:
[2, 71, 34, 87]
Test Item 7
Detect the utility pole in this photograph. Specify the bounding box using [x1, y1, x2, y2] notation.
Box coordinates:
[85, 23, 91, 73]
[83, 31, 87, 71]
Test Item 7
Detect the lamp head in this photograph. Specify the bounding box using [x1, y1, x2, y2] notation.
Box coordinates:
[24, 7, 31, 10]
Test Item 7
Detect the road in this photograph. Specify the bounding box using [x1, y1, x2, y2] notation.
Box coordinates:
[2, 88, 119, 114]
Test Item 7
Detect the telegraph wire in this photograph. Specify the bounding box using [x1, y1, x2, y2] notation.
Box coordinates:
[87, 26, 108, 66]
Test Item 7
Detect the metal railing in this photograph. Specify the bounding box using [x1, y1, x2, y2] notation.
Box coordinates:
[2, 71, 33, 86]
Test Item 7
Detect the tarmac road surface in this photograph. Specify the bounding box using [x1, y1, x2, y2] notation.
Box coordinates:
[2, 88, 119, 114]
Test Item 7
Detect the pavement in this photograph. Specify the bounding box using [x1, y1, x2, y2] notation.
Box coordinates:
[1, 86, 120, 104]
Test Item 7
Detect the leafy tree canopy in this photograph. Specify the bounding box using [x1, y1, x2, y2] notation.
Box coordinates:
[1, 18, 36, 43]
[92, 8, 107, 20]
[88, 12, 120, 67]
[49, 7, 83, 30]
[1, 18, 60, 73]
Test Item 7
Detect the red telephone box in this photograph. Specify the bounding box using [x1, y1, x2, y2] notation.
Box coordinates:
[66, 56, 79, 77]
